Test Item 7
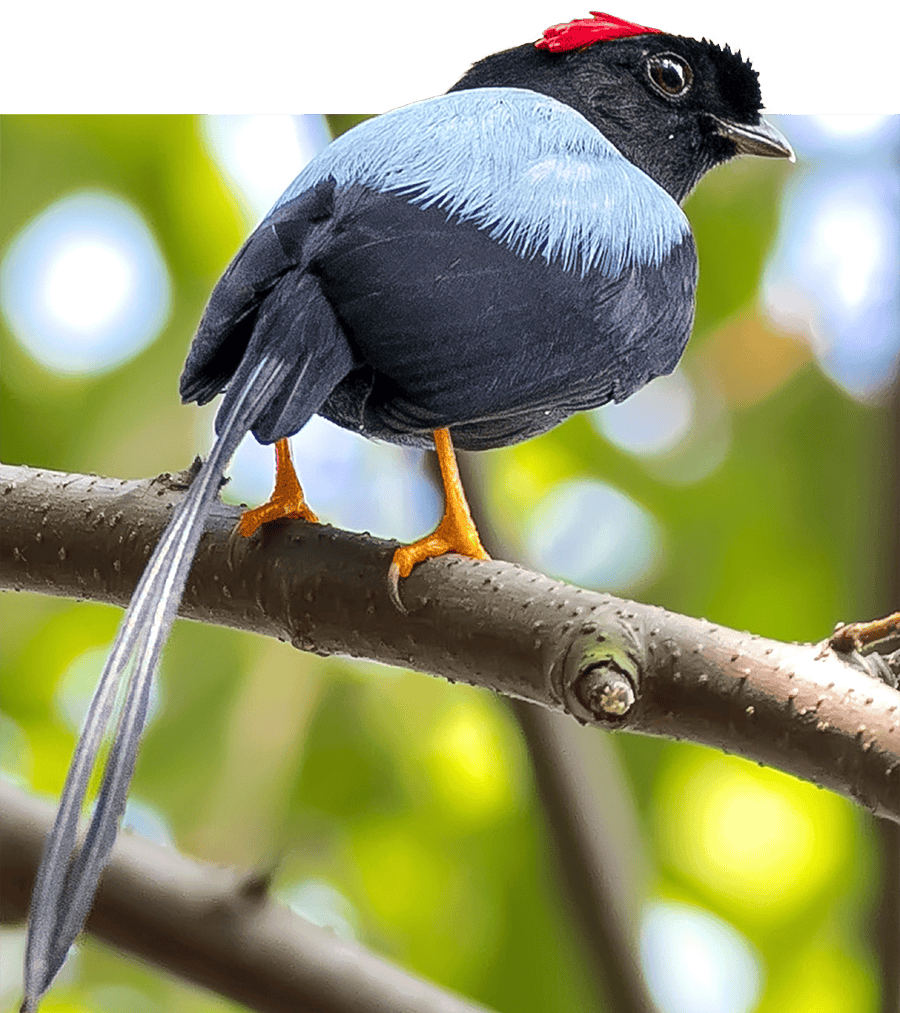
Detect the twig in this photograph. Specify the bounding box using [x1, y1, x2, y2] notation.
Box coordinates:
[830, 613, 900, 654]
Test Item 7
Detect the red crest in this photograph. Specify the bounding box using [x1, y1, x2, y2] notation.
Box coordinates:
[535, 11, 662, 52]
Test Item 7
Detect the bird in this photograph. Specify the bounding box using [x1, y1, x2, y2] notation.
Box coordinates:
[22, 11, 793, 1008]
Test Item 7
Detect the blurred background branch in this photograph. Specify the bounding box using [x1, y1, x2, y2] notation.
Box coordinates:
[0, 780, 495, 1013]
[458, 452, 663, 1013]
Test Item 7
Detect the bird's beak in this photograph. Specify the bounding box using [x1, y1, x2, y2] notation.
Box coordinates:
[713, 115, 796, 161]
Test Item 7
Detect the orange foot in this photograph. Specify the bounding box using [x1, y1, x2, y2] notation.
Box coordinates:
[239, 438, 318, 538]
[388, 428, 489, 609]
[390, 503, 490, 578]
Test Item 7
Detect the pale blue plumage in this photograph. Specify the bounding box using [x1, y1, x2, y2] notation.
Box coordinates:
[273, 88, 689, 277]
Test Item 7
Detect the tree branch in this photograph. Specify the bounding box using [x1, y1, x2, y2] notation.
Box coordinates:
[0, 781, 493, 1013]
[1, 462, 898, 821]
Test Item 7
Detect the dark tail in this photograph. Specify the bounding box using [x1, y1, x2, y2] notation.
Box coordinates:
[22, 353, 287, 1010]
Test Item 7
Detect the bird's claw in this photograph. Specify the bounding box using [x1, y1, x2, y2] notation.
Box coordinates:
[387, 523, 490, 613]
[387, 560, 408, 614]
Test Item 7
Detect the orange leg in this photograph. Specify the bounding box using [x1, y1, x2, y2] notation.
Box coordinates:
[390, 428, 490, 579]
[239, 438, 318, 538]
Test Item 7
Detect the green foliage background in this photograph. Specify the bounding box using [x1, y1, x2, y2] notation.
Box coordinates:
[0, 115, 891, 1013]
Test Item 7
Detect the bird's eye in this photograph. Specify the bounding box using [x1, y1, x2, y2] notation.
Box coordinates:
[646, 54, 693, 97]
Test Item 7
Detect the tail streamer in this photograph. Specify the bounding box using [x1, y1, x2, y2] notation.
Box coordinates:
[22, 355, 286, 1010]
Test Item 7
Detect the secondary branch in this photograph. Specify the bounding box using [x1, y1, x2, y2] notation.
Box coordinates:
[0, 781, 493, 1013]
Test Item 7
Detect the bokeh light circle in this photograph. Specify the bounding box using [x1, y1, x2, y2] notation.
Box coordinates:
[1, 190, 171, 374]
[524, 478, 661, 590]
[641, 901, 762, 1013]
[592, 369, 695, 456]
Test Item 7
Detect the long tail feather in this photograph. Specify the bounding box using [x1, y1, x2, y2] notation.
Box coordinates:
[22, 354, 286, 1010]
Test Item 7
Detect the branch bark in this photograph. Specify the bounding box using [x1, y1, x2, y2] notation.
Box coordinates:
[0, 781, 493, 1013]
[1, 462, 898, 821]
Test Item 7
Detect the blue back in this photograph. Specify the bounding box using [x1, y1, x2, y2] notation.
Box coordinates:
[272, 88, 689, 278]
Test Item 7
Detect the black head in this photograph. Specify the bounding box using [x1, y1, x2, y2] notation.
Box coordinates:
[450, 14, 793, 204]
